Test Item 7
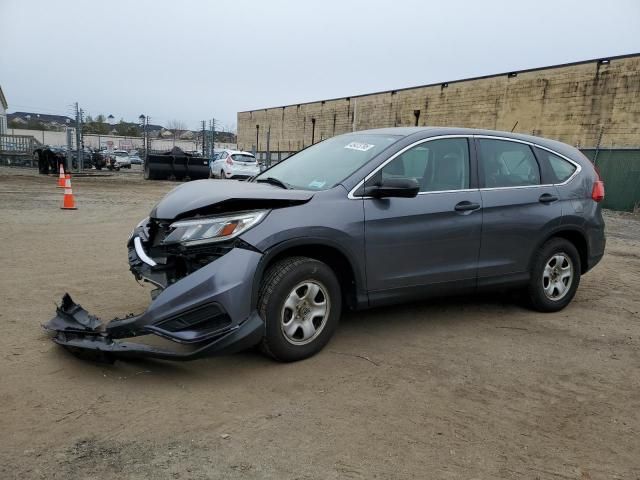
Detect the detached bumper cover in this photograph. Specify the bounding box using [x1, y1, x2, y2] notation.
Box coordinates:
[47, 307, 264, 362]
[44, 247, 265, 363]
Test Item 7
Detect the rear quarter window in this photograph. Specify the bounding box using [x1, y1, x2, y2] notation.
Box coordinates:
[535, 148, 577, 183]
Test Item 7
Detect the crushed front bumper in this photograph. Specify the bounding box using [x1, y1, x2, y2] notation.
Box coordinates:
[44, 246, 265, 363]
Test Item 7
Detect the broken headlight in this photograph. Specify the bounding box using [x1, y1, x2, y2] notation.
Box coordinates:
[162, 210, 268, 246]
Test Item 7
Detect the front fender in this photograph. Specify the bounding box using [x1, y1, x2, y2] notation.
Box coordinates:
[248, 235, 368, 309]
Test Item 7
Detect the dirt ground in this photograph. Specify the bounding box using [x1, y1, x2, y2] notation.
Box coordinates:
[1, 166, 639, 480]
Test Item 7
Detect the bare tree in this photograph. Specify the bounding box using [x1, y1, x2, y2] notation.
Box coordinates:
[166, 119, 188, 145]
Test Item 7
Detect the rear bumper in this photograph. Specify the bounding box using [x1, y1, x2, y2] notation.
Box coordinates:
[227, 167, 259, 179]
[44, 246, 265, 363]
[587, 250, 605, 272]
[585, 212, 606, 273]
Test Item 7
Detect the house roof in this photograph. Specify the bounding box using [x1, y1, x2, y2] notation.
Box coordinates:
[0, 86, 7, 110]
[8, 111, 75, 126]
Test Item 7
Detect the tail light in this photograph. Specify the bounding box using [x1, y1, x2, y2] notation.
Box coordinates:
[226, 157, 233, 166]
[591, 167, 605, 202]
[592, 180, 605, 202]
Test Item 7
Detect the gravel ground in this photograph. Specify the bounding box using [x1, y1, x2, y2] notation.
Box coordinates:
[1, 167, 639, 480]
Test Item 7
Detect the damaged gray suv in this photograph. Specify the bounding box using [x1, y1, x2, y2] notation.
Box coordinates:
[46, 127, 606, 363]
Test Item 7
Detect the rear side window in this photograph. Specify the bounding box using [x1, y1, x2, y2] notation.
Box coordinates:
[479, 139, 540, 188]
[535, 148, 577, 183]
[381, 138, 470, 192]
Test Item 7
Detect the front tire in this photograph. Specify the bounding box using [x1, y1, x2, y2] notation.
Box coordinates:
[258, 257, 341, 362]
[527, 238, 581, 312]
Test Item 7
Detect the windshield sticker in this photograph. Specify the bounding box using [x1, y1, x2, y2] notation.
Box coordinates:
[308, 180, 326, 189]
[344, 142, 375, 152]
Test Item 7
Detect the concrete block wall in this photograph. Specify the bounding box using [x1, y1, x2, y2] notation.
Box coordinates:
[238, 54, 640, 152]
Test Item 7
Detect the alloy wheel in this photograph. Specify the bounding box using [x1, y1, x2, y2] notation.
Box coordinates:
[542, 253, 574, 301]
[280, 280, 330, 345]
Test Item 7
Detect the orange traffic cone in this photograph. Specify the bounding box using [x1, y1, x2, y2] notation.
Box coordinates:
[57, 164, 66, 188]
[60, 176, 77, 210]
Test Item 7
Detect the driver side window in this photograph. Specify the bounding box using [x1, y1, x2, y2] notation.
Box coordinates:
[380, 138, 470, 192]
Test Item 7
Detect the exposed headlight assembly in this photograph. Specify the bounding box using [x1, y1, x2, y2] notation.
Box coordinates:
[129, 216, 149, 242]
[162, 210, 268, 246]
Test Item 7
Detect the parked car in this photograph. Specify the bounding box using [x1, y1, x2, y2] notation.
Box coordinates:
[210, 149, 260, 179]
[112, 150, 131, 168]
[129, 153, 143, 165]
[46, 127, 606, 364]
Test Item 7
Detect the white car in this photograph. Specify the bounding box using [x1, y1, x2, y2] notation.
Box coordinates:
[112, 150, 132, 169]
[210, 150, 259, 179]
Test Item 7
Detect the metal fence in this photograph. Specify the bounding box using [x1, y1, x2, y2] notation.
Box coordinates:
[254, 151, 294, 167]
[581, 148, 640, 212]
[0, 134, 41, 166]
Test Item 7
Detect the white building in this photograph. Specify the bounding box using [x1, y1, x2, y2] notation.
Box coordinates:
[0, 85, 7, 134]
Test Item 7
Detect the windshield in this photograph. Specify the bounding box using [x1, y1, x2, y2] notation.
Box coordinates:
[255, 133, 400, 190]
[231, 154, 256, 163]
[114, 151, 128, 157]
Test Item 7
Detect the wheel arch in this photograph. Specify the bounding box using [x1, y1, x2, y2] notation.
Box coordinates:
[252, 239, 366, 311]
[533, 227, 589, 274]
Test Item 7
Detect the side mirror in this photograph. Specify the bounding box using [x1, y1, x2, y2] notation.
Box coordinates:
[363, 177, 419, 198]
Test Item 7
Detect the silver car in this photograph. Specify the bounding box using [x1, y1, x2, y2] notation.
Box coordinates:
[112, 150, 131, 169]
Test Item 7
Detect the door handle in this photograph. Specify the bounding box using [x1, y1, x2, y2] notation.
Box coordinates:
[454, 201, 481, 212]
[539, 193, 559, 203]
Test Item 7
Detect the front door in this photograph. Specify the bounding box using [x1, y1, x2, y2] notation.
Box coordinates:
[363, 137, 482, 304]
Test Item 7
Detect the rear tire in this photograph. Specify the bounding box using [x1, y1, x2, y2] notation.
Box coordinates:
[258, 257, 341, 362]
[527, 238, 581, 312]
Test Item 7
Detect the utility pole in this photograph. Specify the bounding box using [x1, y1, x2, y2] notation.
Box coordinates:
[266, 125, 271, 167]
[65, 127, 73, 172]
[79, 108, 85, 170]
[74, 102, 82, 172]
[201, 120, 206, 156]
[211, 118, 216, 155]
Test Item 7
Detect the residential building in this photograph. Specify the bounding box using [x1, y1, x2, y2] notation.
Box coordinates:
[0, 86, 7, 134]
[7, 111, 75, 131]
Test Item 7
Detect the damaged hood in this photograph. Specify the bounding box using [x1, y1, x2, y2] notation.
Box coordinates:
[150, 179, 314, 220]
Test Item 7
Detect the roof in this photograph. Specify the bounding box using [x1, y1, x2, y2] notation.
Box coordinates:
[223, 149, 254, 156]
[239, 52, 640, 113]
[354, 126, 580, 157]
[0, 85, 7, 110]
[8, 111, 75, 125]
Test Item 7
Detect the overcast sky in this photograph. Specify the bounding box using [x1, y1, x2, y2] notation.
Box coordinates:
[1, 0, 639, 131]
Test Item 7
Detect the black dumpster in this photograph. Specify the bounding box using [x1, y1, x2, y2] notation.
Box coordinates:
[144, 147, 210, 181]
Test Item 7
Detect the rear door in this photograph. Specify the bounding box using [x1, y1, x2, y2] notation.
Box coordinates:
[363, 136, 482, 302]
[476, 136, 562, 283]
